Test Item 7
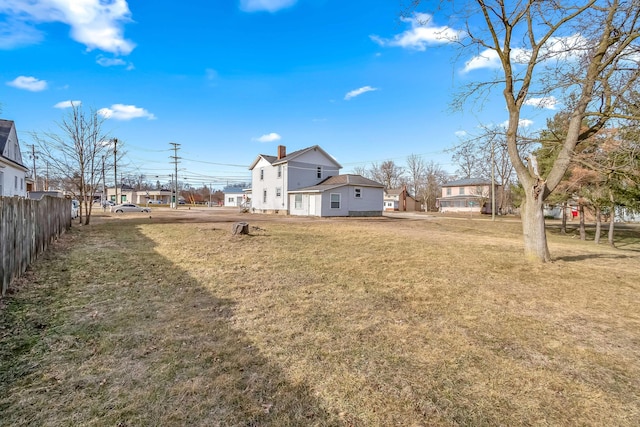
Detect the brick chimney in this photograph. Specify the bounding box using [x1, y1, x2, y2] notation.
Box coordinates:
[277, 145, 286, 160]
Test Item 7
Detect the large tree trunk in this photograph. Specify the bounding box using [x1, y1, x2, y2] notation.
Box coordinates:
[594, 205, 601, 244]
[521, 190, 550, 263]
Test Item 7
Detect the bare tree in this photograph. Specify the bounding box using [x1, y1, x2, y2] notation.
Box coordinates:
[370, 160, 405, 189]
[352, 165, 370, 179]
[32, 104, 112, 225]
[409, 1, 640, 262]
[450, 139, 487, 179]
[422, 160, 448, 212]
[454, 125, 521, 213]
[406, 154, 426, 197]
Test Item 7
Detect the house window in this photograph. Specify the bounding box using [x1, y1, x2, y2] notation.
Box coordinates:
[0, 171, 4, 195]
[15, 176, 18, 189]
[228, 197, 234, 203]
[317, 166, 322, 179]
[276, 187, 282, 197]
[459, 187, 465, 195]
[330, 193, 340, 209]
[446, 188, 452, 196]
[260, 168, 264, 180]
[263, 189, 267, 203]
[354, 188, 362, 198]
[20, 178, 23, 190]
[476, 186, 483, 193]
[277, 165, 282, 178]
[294, 194, 302, 209]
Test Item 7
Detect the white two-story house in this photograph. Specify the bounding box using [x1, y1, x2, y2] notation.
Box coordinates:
[249, 145, 384, 216]
[0, 119, 29, 197]
[249, 145, 341, 214]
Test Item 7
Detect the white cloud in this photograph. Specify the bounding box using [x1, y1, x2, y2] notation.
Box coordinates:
[462, 48, 531, 73]
[96, 55, 133, 69]
[462, 34, 588, 73]
[54, 100, 81, 109]
[240, 0, 297, 13]
[501, 118, 533, 128]
[0, 20, 43, 49]
[0, 0, 135, 55]
[370, 13, 464, 51]
[344, 86, 377, 100]
[542, 34, 588, 61]
[98, 104, 156, 121]
[454, 130, 467, 137]
[7, 75, 47, 91]
[253, 132, 282, 143]
[463, 49, 501, 73]
[524, 96, 558, 110]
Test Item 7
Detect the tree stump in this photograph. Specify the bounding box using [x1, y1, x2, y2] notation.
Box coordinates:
[232, 222, 249, 235]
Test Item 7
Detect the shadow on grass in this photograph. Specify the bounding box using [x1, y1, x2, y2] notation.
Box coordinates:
[0, 219, 342, 426]
[553, 253, 634, 262]
[546, 222, 640, 252]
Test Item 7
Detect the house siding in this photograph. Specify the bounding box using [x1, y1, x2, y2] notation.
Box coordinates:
[251, 157, 287, 213]
[287, 159, 339, 190]
[320, 186, 383, 217]
[250, 146, 340, 214]
[0, 120, 28, 198]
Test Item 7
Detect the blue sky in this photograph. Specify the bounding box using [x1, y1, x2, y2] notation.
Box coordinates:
[0, 0, 557, 189]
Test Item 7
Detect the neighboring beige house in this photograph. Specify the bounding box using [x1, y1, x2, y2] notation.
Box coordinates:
[437, 178, 500, 214]
[0, 119, 29, 197]
[384, 187, 422, 212]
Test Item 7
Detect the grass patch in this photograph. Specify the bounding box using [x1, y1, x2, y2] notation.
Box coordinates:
[1, 211, 639, 426]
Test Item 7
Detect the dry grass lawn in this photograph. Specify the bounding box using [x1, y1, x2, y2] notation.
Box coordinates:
[1, 208, 639, 426]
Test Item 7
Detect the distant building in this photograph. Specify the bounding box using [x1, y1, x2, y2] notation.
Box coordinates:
[384, 187, 422, 212]
[437, 178, 501, 214]
[223, 186, 247, 207]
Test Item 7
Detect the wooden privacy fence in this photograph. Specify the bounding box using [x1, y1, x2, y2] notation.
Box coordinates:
[0, 196, 72, 296]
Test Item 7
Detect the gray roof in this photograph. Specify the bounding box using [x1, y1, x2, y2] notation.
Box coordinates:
[0, 119, 15, 154]
[249, 145, 342, 170]
[290, 174, 384, 193]
[442, 178, 492, 187]
[0, 119, 27, 169]
[223, 186, 246, 194]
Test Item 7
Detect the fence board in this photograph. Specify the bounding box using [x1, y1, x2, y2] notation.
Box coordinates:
[0, 196, 71, 296]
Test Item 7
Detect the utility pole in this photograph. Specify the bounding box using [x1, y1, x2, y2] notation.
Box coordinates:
[101, 155, 106, 205]
[209, 183, 213, 208]
[113, 138, 118, 204]
[170, 142, 181, 209]
[29, 144, 37, 191]
[45, 161, 49, 190]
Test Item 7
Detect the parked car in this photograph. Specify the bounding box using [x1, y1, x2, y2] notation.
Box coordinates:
[111, 203, 151, 213]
